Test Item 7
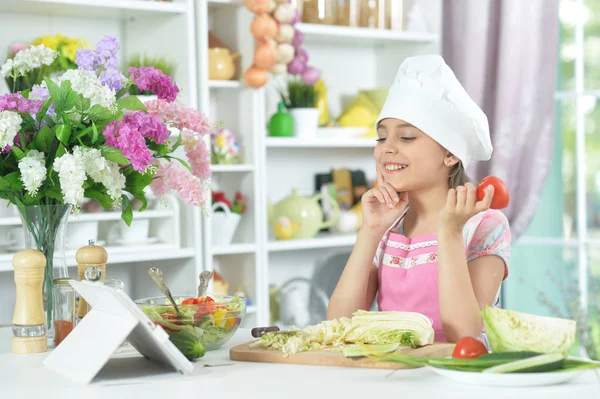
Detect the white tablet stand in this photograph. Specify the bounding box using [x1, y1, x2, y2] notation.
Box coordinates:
[43, 280, 194, 384]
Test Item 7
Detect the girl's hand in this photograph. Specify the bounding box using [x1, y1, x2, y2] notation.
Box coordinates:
[361, 169, 409, 234]
[439, 182, 494, 234]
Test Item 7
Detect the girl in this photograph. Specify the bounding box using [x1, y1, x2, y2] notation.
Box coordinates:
[327, 55, 511, 344]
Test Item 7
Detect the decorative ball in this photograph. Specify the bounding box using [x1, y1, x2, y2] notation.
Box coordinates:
[251, 14, 279, 41]
[277, 43, 294, 64]
[276, 24, 295, 43]
[273, 3, 295, 23]
[244, 0, 276, 14]
[292, 29, 304, 48]
[301, 66, 321, 85]
[270, 63, 287, 75]
[243, 65, 270, 88]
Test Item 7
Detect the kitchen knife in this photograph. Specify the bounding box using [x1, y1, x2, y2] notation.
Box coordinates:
[251, 326, 297, 338]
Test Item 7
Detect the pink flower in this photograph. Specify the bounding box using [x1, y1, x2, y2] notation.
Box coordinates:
[10, 43, 28, 56]
[128, 66, 179, 103]
[145, 99, 212, 135]
[151, 161, 207, 206]
[103, 110, 168, 172]
[182, 129, 212, 180]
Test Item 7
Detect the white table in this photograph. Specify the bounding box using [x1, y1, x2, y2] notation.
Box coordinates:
[1, 327, 598, 398]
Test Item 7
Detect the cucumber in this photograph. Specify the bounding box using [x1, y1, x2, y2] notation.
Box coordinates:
[482, 353, 565, 374]
[344, 343, 400, 358]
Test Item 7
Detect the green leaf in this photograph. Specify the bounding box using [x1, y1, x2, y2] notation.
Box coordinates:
[171, 130, 183, 151]
[116, 95, 147, 111]
[92, 122, 99, 144]
[121, 194, 133, 226]
[36, 98, 53, 122]
[42, 115, 56, 128]
[11, 146, 25, 160]
[5, 172, 23, 190]
[59, 80, 77, 112]
[125, 171, 153, 194]
[44, 77, 62, 104]
[130, 190, 148, 212]
[35, 126, 54, 153]
[88, 104, 114, 121]
[23, 192, 44, 206]
[100, 146, 129, 165]
[45, 185, 62, 201]
[55, 124, 72, 145]
[84, 187, 113, 209]
[73, 125, 94, 141]
[55, 144, 67, 158]
[75, 94, 91, 113]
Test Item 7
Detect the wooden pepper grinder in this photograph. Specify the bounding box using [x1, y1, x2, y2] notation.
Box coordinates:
[76, 240, 108, 319]
[12, 249, 48, 354]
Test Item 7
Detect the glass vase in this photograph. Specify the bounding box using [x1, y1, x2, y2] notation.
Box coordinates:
[17, 204, 71, 342]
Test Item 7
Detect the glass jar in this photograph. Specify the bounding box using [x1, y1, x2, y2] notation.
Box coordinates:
[336, 0, 360, 26]
[85, 278, 124, 314]
[302, 0, 336, 25]
[52, 278, 76, 347]
[359, 0, 391, 29]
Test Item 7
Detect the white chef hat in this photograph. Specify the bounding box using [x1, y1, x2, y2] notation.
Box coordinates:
[375, 55, 492, 168]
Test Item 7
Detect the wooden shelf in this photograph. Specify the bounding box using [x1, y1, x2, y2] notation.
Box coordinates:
[268, 232, 357, 252]
[295, 23, 439, 46]
[211, 164, 254, 172]
[0, 0, 188, 18]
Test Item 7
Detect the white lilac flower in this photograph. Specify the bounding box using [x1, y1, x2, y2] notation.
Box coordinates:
[18, 150, 47, 196]
[74, 146, 125, 201]
[56, 69, 116, 111]
[54, 151, 86, 206]
[0, 59, 13, 79]
[1, 44, 57, 78]
[0, 110, 22, 150]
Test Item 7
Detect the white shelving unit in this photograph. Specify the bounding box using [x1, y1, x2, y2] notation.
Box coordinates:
[0, 0, 443, 326]
[0, 0, 203, 323]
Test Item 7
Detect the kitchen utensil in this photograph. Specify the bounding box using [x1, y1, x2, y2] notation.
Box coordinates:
[208, 47, 239, 80]
[148, 267, 183, 319]
[230, 342, 455, 370]
[76, 240, 108, 319]
[12, 249, 47, 354]
[250, 326, 296, 338]
[197, 270, 213, 297]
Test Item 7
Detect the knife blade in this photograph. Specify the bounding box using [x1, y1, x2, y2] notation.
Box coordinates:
[251, 326, 297, 338]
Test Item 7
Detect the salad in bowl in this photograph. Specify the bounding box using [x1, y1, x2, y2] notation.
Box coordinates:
[136, 294, 246, 360]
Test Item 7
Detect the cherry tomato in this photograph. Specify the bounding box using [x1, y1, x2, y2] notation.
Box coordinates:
[477, 176, 510, 209]
[452, 336, 489, 359]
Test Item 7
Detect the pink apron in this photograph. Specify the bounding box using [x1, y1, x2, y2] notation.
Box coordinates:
[376, 212, 449, 342]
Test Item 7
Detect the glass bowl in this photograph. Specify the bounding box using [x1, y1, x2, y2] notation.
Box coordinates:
[135, 294, 246, 356]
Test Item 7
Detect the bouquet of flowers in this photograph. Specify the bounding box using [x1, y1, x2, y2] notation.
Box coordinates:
[3, 34, 89, 93]
[127, 53, 176, 96]
[0, 35, 213, 330]
[211, 128, 240, 164]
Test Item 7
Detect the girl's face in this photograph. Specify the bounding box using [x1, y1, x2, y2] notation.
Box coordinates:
[374, 118, 454, 192]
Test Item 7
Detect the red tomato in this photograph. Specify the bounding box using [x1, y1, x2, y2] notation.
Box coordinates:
[477, 176, 510, 209]
[181, 298, 197, 305]
[452, 336, 489, 359]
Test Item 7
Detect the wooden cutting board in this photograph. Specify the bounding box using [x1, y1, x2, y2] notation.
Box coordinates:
[229, 341, 455, 370]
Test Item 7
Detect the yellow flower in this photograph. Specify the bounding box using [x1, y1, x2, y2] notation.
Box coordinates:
[32, 35, 59, 50]
[62, 42, 80, 62]
[215, 133, 227, 149]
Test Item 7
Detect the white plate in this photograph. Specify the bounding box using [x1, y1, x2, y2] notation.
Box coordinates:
[426, 366, 584, 387]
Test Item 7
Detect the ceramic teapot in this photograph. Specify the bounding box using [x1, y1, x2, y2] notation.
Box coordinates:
[268, 189, 340, 240]
[208, 47, 239, 80]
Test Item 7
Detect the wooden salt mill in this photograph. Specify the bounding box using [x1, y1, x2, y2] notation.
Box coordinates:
[12, 249, 48, 354]
[76, 240, 108, 319]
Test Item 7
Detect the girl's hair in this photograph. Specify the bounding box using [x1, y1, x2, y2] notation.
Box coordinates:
[448, 162, 472, 188]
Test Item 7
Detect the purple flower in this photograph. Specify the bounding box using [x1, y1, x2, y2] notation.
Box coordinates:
[76, 48, 95, 71]
[0, 93, 42, 114]
[100, 67, 125, 92]
[1, 131, 33, 155]
[128, 66, 179, 103]
[76, 36, 125, 90]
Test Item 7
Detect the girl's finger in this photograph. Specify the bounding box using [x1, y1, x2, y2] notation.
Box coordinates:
[381, 183, 400, 203]
[378, 187, 395, 208]
[465, 183, 477, 212]
[475, 185, 494, 213]
[398, 190, 409, 206]
[455, 186, 467, 212]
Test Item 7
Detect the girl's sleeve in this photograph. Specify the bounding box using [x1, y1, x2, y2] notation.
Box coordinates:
[465, 210, 511, 280]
